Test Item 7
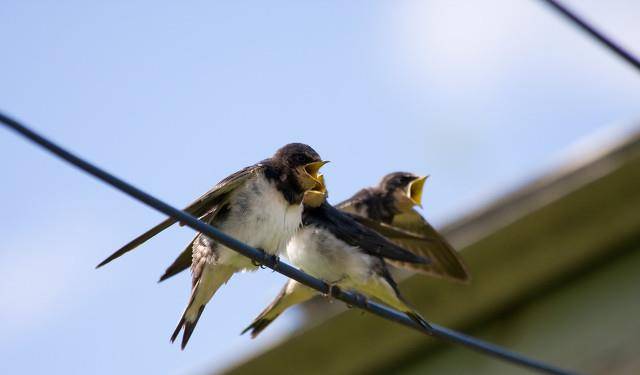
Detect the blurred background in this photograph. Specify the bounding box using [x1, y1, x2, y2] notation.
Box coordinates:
[1, 1, 639, 374]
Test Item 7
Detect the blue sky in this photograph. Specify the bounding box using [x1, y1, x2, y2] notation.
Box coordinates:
[1, 1, 639, 374]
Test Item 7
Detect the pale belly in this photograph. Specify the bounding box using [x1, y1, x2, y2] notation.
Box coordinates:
[287, 225, 377, 286]
[214, 175, 303, 269]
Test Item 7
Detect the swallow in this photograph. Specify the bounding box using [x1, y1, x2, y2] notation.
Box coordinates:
[96, 143, 328, 349]
[337, 172, 469, 282]
[160, 172, 468, 283]
[242, 179, 431, 338]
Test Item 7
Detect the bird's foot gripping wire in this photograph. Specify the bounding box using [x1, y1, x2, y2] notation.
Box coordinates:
[322, 283, 342, 303]
[347, 293, 368, 310]
[329, 284, 341, 298]
[268, 254, 280, 271]
[251, 249, 279, 270]
[251, 248, 266, 268]
[323, 278, 344, 302]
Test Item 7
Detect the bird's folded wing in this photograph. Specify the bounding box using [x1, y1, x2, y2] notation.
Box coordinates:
[157, 240, 194, 282]
[96, 164, 263, 268]
[344, 214, 430, 240]
[385, 210, 470, 282]
[157, 207, 222, 282]
[304, 203, 430, 265]
[333, 191, 364, 212]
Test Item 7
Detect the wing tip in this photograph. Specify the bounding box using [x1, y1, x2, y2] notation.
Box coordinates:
[415, 255, 431, 265]
[401, 262, 472, 284]
[95, 255, 116, 269]
[158, 272, 171, 283]
[240, 318, 272, 339]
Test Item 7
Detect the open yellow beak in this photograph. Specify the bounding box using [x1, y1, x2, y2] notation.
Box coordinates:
[303, 173, 328, 207]
[406, 175, 428, 207]
[303, 160, 329, 187]
[313, 173, 327, 194]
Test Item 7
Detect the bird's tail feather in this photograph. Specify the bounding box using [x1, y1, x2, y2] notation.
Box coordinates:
[170, 316, 185, 344]
[181, 305, 205, 349]
[241, 315, 277, 339]
[405, 310, 431, 330]
[171, 303, 206, 350]
[392, 291, 431, 331]
[242, 280, 315, 338]
[171, 279, 205, 350]
[241, 288, 287, 338]
[373, 274, 431, 331]
[171, 266, 235, 349]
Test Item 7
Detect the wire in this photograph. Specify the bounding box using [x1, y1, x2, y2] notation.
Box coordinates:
[540, 0, 640, 72]
[0, 111, 579, 375]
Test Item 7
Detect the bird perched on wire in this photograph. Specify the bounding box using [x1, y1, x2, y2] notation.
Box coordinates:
[96, 143, 328, 349]
[242, 175, 432, 338]
[337, 172, 469, 282]
[243, 172, 468, 338]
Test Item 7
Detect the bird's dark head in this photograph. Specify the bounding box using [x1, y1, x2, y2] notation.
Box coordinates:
[273, 143, 329, 204]
[378, 172, 428, 211]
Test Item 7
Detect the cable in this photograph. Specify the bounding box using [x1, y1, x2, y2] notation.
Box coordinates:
[0, 111, 579, 375]
[540, 0, 640, 72]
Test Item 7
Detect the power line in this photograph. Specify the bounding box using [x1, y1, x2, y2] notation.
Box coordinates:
[540, 0, 640, 72]
[0, 111, 579, 375]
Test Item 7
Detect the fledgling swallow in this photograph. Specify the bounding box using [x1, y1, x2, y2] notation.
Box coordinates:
[338, 172, 469, 282]
[96, 143, 328, 349]
[159, 172, 468, 283]
[243, 172, 470, 338]
[242, 177, 431, 338]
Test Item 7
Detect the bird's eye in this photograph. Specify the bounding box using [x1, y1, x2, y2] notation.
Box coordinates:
[293, 154, 306, 165]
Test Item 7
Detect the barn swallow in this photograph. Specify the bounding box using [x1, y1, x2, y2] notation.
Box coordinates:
[242, 181, 431, 338]
[96, 143, 328, 349]
[157, 172, 467, 283]
[243, 172, 469, 338]
[337, 172, 469, 282]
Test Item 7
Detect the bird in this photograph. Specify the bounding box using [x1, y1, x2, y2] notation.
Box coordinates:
[242, 171, 469, 338]
[96, 143, 328, 349]
[157, 171, 468, 284]
[242, 178, 432, 338]
[336, 172, 469, 282]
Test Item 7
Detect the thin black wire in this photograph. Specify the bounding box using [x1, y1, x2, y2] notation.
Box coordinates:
[541, 0, 640, 72]
[0, 111, 579, 375]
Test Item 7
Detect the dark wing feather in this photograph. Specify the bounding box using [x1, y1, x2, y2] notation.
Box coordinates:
[158, 238, 196, 282]
[303, 202, 429, 264]
[157, 207, 223, 282]
[343, 214, 430, 241]
[96, 164, 263, 268]
[334, 189, 370, 217]
[381, 210, 469, 282]
[334, 191, 363, 211]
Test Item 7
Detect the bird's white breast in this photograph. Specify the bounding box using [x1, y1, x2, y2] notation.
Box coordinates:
[286, 225, 376, 286]
[217, 173, 303, 268]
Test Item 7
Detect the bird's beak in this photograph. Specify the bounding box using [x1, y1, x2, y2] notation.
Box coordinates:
[406, 175, 428, 208]
[301, 160, 329, 188]
[303, 160, 329, 181]
[303, 173, 328, 207]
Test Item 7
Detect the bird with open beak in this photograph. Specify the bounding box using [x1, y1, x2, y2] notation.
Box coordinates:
[96, 143, 328, 349]
[337, 172, 469, 282]
[242, 174, 432, 338]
